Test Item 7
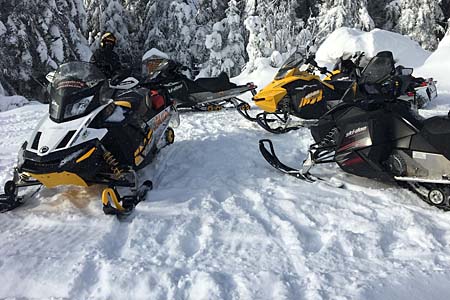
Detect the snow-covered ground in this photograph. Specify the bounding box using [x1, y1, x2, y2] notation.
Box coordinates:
[2, 29, 450, 299]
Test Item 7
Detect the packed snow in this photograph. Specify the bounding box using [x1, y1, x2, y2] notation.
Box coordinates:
[1, 29, 450, 299]
[316, 27, 430, 68]
[416, 34, 450, 91]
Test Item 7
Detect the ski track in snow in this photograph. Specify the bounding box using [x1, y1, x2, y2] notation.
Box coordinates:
[1, 96, 450, 299]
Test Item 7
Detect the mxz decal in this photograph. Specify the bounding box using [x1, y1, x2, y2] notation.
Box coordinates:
[299, 89, 323, 108]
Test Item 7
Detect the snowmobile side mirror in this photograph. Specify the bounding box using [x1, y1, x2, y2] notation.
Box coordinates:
[400, 68, 413, 76]
[46, 71, 56, 83]
[109, 77, 140, 90]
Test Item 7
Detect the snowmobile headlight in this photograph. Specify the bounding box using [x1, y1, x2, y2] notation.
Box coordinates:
[64, 96, 94, 119]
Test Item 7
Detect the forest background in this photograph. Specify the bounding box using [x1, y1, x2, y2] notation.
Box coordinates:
[0, 0, 448, 98]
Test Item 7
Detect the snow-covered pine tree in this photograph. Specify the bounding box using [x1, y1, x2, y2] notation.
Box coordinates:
[243, 0, 315, 71]
[141, 0, 168, 55]
[367, 0, 390, 28]
[0, 0, 89, 97]
[85, 0, 132, 60]
[222, 0, 246, 76]
[244, 15, 271, 71]
[385, 0, 446, 50]
[203, 0, 247, 77]
[141, 0, 197, 68]
[316, 0, 374, 41]
[164, 1, 196, 68]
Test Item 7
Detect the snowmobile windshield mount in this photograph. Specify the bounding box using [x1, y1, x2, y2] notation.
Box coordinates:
[275, 51, 306, 80]
[359, 51, 395, 85]
[49, 62, 106, 123]
[142, 56, 170, 82]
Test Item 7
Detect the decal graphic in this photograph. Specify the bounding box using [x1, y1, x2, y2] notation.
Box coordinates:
[299, 90, 323, 108]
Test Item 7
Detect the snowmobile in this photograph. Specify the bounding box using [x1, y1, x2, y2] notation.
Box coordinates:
[243, 50, 437, 134]
[259, 51, 450, 210]
[332, 52, 438, 109]
[0, 61, 179, 216]
[142, 49, 256, 112]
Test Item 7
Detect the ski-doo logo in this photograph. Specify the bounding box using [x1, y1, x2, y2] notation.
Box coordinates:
[299, 89, 323, 108]
[39, 146, 49, 154]
[345, 126, 368, 138]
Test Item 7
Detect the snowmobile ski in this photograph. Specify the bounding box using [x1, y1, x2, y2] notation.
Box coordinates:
[259, 139, 346, 189]
[0, 178, 42, 213]
[259, 139, 316, 182]
[102, 180, 153, 217]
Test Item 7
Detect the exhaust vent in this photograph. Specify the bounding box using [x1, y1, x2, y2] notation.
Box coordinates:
[31, 132, 42, 150]
[56, 130, 76, 149]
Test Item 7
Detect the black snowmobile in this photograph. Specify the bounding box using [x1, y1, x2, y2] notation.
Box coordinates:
[243, 50, 437, 134]
[142, 49, 256, 112]
[332, 52, 437, 109]
[0, 61, 179, 216]
[259, 51, 450, 210]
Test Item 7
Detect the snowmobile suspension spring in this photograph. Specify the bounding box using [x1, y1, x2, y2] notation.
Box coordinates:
[103, 152, 125, 179]
[319, 127, 339, 148]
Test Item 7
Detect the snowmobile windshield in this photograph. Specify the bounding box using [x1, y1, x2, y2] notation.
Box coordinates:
[49, 62, 106, 123]
[359, 56, 394, 84]
[275, 52, 305, 80]
[142, 57, 170, 82]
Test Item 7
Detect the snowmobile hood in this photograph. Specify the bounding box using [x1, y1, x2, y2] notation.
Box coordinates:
[253, 71, 324, 113]
[27, 103, 109, 157]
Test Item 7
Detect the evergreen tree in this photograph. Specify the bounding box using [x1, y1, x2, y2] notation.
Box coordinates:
[85, 0, 131, 58]
[316, 0, 374, 41]
[0, 0, 89, 97]
[203, 0, 247, 76]
[385, 0, 445, 50]
[243, 0, 315, 71]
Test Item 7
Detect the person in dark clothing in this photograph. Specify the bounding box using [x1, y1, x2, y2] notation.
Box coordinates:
[90, 32, 122, 77]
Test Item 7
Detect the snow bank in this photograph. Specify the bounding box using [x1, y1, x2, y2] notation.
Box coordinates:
[416, 34, 450, 91]
[316, 27, 430, 68]
[232, 57, 278, 98]
[0, 95, 29, 112]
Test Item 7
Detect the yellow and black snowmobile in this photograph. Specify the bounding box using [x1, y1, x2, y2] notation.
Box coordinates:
[0, 61, 179, 216]
[238, 52, 358, 134]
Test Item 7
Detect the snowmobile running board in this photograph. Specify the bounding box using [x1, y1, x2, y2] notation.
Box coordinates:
[394, 176, 450, 185]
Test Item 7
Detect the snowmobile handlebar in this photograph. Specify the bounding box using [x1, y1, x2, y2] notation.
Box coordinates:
[305, 55, 332, 76]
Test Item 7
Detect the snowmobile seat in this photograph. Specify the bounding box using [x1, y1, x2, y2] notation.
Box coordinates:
[148, 90, 165, 111]
[192, 72, 237, 93]
[422, 117, 450, 136]
[418, 116, 450, 159]
[114, 89, 147, 113]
